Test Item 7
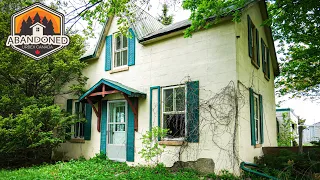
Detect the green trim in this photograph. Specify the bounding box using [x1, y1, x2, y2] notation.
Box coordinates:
[240, 162, 278, 180]
[186, 81, 199, 143]
[84, 103, 92, 140]
[149, 86, 161, 132]
[127, 98, 135, 162]
[276, 108, 291, 112]
[259, 94, 264, 144]
[100, 101, 107, 154]
[79, 79, 146, 101]
[248, 15, 252, 58]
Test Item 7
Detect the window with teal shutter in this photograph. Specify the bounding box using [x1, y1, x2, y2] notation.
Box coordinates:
[249, 88, 264, 146]
[248, 15, 253, 58]
[266, 48, 270, 79]
[84, 103, 92, 140]
[128, 28, 135, 66]
[256, 29, 260, 67]
[186, 81, 199, 143]
[105, 35, 112, 71]
[261, 39, 266, 73]
[259, 94, 264, 144]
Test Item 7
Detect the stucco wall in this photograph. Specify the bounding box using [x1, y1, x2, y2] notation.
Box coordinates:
[235, 2, 278, 164]
[55, 16, 239, 172]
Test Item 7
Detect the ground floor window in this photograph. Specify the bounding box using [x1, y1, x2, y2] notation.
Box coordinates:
[162, 85, 186, 139]
[249, 88, 264, 146]
[73, 102, 85, 138]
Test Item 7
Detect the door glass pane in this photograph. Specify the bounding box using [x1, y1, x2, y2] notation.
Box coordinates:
[108, 124, 114, 144]
[164, 89, 173, 112]
[123, 36, 127, 48]
[175, 87, 185, 111]
[122, 50, 128, 66]
[116, 124, 125, 131]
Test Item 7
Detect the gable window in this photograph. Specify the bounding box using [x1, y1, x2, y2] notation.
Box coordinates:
[162, 85, 186, 140]
[248, 15, 260, 68]
[114, 33, 128, 68]
[249, 88, 264, 147]
[36, 27, 40, 32]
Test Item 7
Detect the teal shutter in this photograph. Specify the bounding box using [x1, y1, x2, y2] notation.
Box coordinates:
[248, 15, 252, 58]
[100, 101, 107, 154]
[75, 102, 80, 135]
[249, 88, 256, 145]
[126, 98, 135, 162]
[84, 103, 92, 140]
[105, 35, 112, 71]
[261, 39, 266, 73]
[186, 81, 199, 143]
[259, 94, 264, 144]
[128, 28, 135, 66]
[66, 99, 73, 139]
[256, 29, 260, 67]
[266, 48, 270, 79]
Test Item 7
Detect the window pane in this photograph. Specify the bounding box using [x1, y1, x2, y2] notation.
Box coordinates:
[123, 36, 127, 48]
[115, 52, 121, 67]
[108, 124, 114, 144]
[122, 50, 128, 66]
[256, 120, 259, 142]
[254, 96, 259, 119]
[175, 87, 185, 111]
[116, 124, 125, 131]
[116, 36, 121, 50]
[164, 114, 185, 138]
[164, 89, 173, 112]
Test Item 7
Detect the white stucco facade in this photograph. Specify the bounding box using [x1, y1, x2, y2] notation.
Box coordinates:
[55, 1, 278, 173]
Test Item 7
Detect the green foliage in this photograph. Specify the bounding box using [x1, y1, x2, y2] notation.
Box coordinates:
[311, 140, 320, 146]
[0, 0, 87, 167]
[138, 127, 169, 164]
[256, 149, 320, 179]
[0, 105, 80, 168]
[158, 4, 173, 26]
[277, 112, 296, 147]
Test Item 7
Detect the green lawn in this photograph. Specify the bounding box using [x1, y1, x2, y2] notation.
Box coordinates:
[0, 156, 202, 180]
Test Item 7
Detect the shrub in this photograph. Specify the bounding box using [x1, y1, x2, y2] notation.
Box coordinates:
[0, 105, 78, 168]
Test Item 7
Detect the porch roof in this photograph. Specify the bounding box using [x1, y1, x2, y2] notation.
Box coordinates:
[79, 78, 146, 102]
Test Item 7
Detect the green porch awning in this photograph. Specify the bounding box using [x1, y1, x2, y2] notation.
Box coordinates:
[79, 78, 146, 102]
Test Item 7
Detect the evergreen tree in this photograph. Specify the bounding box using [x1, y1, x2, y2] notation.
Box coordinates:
[26, 16, 33, 35]
[42, 16, 48, 35]
[33, 12, 41, 23]
[19, 20, 27, 34]
[46, 20, 54, 35]
[158, 4, 173, 25]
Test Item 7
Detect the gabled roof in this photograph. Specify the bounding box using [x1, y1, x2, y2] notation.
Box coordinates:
[79, 78, 146, 101]
[30, 22, 46, 28]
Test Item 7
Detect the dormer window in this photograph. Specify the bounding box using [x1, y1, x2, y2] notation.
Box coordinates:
[114, 33, 128, 68]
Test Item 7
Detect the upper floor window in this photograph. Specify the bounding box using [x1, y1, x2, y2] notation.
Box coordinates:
[114, 33, 128, 68]
[248, 15, 260, 69]
[261, 39, 270, 80]
[162, 85, 186, 140]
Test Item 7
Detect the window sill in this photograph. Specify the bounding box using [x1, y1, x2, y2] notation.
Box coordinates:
[264, 74, 270, 81]
[69, 138, 85, 143]
[251, 60, 259, 69]
[110, 66, 129, 74]
[159, 141, 185, 146]
[254, 144, 262, 148]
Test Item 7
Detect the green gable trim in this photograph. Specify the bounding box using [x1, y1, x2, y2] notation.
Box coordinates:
[149, 86, 161, 132]
[79, 79, 146, 101]
[100, 101, 107, 154]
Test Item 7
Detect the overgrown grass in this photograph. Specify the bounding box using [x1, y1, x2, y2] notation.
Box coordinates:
[0, 155, 204, 180]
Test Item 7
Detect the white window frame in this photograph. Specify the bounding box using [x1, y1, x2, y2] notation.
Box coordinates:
[161, 85, 187, 141]
[72, 101, 85, 139]
[113, 33, 128, 69]
[253, 94, 260, 144]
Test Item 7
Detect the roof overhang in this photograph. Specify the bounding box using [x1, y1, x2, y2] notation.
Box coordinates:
[79, 78, 146, 102]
